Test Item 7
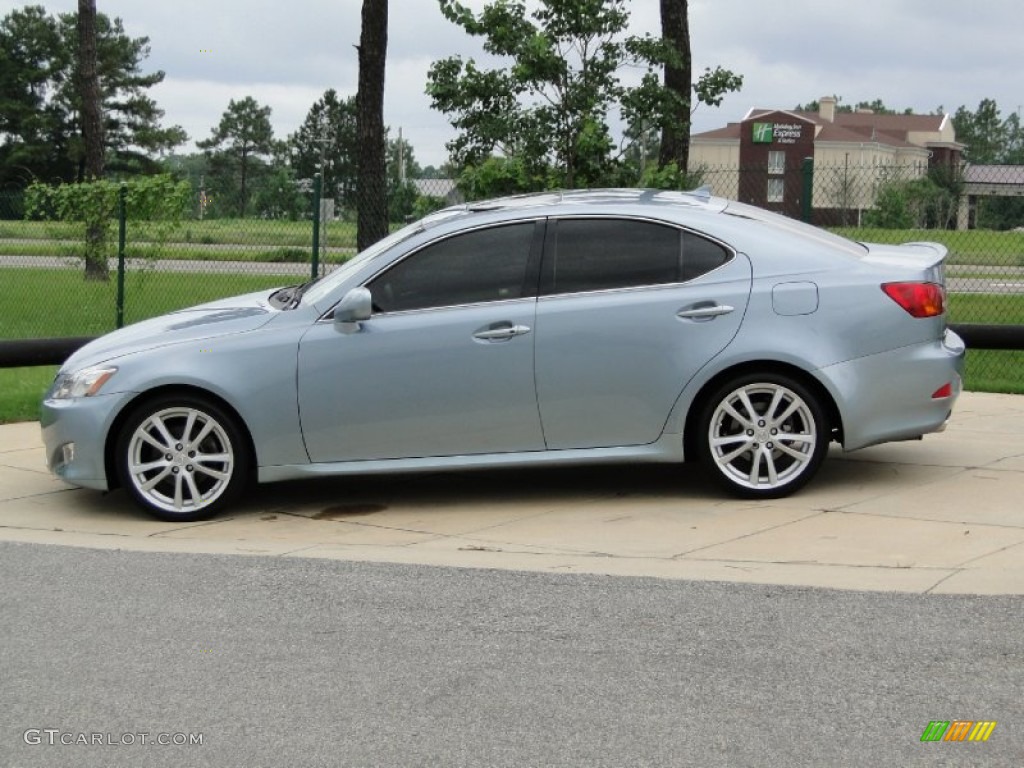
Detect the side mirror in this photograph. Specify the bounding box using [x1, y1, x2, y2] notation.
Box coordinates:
[333, 287, 372, 333]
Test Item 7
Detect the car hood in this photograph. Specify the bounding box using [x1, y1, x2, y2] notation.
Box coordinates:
[61, 290, 277, 371]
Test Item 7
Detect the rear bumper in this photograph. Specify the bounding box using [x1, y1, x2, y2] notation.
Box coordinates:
[819, 330, 965, 451]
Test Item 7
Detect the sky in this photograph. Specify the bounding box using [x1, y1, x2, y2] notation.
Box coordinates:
[2, 0, 1020, 168]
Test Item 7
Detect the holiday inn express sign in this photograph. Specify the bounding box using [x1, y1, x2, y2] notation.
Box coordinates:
[752, 122, 805, 144]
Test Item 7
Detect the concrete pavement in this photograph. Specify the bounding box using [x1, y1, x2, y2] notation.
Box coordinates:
[2, 390, 1023, 594]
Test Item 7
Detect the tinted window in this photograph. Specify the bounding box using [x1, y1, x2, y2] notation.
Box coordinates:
[369, 223, 536, 312]
[681, 231, 730, 282]
[545, 218, 730, 295]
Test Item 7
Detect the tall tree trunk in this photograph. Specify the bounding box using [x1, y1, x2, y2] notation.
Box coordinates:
[78, 0, 108, 280]
[356, 0, 388, 250]
[658, 0, 692, 174]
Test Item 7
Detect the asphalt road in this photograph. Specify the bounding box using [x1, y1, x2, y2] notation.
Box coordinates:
[2, 542, 1022, 767]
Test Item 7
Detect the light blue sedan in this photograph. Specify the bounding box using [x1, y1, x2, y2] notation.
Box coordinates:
[41, 189, 964, 520]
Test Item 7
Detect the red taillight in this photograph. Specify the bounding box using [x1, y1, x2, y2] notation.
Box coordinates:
[931, 382, 953, 399]
[882, 282, 945, 318]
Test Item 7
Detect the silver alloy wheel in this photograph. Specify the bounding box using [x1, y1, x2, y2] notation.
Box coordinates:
[125, 406, 235, 514]
[707, 382, 818, 491]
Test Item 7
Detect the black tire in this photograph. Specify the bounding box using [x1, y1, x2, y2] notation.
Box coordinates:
[697, 372, 829, 499]
[115, 394, 250, 521]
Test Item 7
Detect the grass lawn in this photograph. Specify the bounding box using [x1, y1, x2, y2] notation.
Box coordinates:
[1, 268, 289, 339]
[0, 239, 353, 264]
[0, 366, 55, 424]
[963, 350, 1024, 395]
[833, 227, 1024, 267]
[946, 293, 1024, 325]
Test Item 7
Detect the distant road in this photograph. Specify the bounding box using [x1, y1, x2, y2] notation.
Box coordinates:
[0, 254, 338, 277]
[0, 237, 355, 255]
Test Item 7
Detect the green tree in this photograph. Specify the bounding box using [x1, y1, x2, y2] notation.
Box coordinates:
[198, 97, 275, 217]
[865, 175, 956, 229]
[251, 164, 307, 221]
[428, 0, 631, 188]
[953, 98, 1010, 164]
[1004, 111, 1024, 164]
[864, 182, 913, 229]
[793, 97, 910, 115]
[964, 106, 1024, 230]
[0, 5, 186, 186]
[428, 0, 741, 189]
[0, 6, 74, 184]
[420, 163, 459, 180]
[24, 174, 191, 282]
[457, 155, 538, 200]
[386, 134, 420, 222]
[287, 88, 357, 205]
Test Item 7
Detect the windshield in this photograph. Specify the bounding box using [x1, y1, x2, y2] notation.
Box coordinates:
[300, 221, 422, 306]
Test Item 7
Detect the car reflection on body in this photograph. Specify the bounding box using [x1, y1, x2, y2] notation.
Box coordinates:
[41, 188, 964, 521]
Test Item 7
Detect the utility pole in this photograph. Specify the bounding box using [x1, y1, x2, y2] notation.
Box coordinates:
[315, 127, 331, 272]
[398, 127, 406, 184]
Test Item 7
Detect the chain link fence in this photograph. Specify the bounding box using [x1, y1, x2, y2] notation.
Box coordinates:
[0, 177, 458, 341]
[1, 166, 1022, 390]
[697, 160, 1024, 390]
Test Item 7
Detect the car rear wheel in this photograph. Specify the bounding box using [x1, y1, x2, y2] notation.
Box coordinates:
[116, 395, 250, 521]
[698, 373, 828, 498]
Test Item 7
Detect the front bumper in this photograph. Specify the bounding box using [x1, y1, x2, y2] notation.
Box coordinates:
[40, 391, 135, 491]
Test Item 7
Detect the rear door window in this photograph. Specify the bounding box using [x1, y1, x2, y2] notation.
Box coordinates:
[542, 218, 731, 295]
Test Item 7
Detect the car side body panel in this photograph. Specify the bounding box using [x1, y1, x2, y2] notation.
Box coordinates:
[534, 255, 752, 449]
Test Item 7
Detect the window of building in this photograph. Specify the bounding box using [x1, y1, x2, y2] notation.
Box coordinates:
[767, 178, 785, 203]
[768, 151, 785, 175]
[368, 222, 536, 312]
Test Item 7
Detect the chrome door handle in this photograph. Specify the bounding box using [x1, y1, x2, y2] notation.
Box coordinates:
[473, 324, 531, 341]
[676, 304, 735, 319]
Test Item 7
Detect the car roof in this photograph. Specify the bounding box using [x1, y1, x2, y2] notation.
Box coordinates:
[421, 187, 729, 232]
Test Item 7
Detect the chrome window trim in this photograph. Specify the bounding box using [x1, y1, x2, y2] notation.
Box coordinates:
[316, 213, 738, 319]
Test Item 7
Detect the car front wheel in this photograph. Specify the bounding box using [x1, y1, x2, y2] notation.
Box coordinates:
[115, 395, 250, 521]
[698, 374, 828, 498]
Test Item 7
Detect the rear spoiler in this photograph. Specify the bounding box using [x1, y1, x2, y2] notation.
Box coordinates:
[860, 241, 948, 271]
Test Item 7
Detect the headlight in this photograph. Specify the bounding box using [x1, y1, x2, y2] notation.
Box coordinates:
[50, 366, 118, 399]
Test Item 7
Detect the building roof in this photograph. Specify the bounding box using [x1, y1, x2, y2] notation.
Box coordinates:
[813, 122, 920, 149]
[964, 164, 1024, 186]
[693, 106, 954, 151]
[692, 123, 744, 141]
